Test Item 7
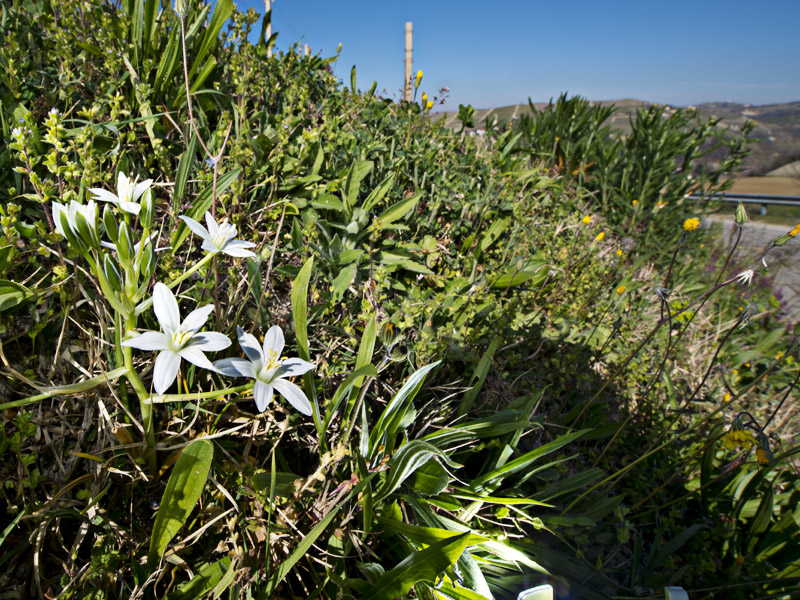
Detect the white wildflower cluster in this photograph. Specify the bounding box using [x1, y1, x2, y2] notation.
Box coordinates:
[51, 171, 313, 416]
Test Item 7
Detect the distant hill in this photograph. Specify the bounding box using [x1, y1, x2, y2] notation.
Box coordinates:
[434, 100, 800, 177]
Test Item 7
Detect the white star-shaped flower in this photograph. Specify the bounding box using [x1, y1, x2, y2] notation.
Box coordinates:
[90, 172, 153, 215]
[214, 325, 314, 415]
[121, 283, 230, 393]
[179, 212, 257, 257]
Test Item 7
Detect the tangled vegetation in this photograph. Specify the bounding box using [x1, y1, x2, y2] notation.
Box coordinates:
[1, 1, 799, 599]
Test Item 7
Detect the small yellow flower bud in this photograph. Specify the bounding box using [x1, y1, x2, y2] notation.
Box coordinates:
[582, 215, 591, 225]
[594, 232, 605, 242]
[422, 92, 427, 105]
[426, 100, 434, 110]
[337, 43, 342, 53]
[414, 70, 423, 89]
[616, 285, 626, 294]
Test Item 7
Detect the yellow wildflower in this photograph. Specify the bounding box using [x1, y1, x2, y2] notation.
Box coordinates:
[427, 100, 434, 110]
[415, 70, 423, 89]
[337, 43, 342, 53]
[756, 447, 769, 466]
[616, 285, 626, 294]
[422, 92, 428, 106]
[776, 351, 784, 360]
[616, 249, 623, 256]
[582, 215, 591, 225]
[632, 200, 638, 206]
[683, 217, 700, 232]
[790, 223, 800, 237]
[723, 393, 731, 402]
[594, 232, 605, 242]
[722, 429, 754, 451]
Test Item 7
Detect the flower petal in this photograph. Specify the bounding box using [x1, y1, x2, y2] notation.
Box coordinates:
[118, 201, 142, 215]
[236, 326, 263, 363]
[131, 179, 153, 202]
[179, 215, 211, 242]
[263, 325, 284, 358]
[52, 202, 67, 237]
[222, 243, 257, 258]
[120, 330, 169, 351]
[153, 282, 180, 333]
[180, 304, 215, 333]
[89, 188, 120, 205]
[254, 380, 274, 412]
[189, 331, 231, 352]
[204, 212, 220, 238]
[272, 378, 312, 416]
[276, 357, 315, 378]
[153, 350, 181, 394]
[177, 346, 217, 371]
[214, 358, 256, 378]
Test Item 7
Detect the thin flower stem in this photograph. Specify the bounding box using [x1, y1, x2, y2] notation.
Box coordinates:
[148, 382, 253, 403]
[179, 16, 212, 160]
[122, 316, 157, 475]
[134, 253, 214, 316]
[251, 203, 287, 334]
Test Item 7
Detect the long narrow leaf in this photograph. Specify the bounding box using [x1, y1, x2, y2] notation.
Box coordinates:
[363, 532, 470, 600]
[149, 440, 214, 565]
[368, 361, 441, 459]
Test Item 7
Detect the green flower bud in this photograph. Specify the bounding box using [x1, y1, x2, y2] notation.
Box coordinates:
[140, 188, 154, 229]
[174, 0, 187, 17]
[735, 202, 748, 226]
[58, 211, 88, 254]
[116, 222, 134, 267]
[73, 210, 99, 249]
[103, 205, 119, 243]
[141, 240, 156, 280]
[103, 253, 123, 292]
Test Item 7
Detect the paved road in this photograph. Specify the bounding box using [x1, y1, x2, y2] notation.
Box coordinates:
[706, 216, 800, 319]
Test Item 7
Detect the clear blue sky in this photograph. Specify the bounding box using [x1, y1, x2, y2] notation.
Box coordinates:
[236, 0, 799, 110]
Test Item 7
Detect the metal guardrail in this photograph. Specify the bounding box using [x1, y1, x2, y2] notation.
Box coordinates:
[689, 193, 800, 215]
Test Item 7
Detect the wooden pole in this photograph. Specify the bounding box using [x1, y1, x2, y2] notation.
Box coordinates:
[265, 0, 272, 58]
[404, 22, 412, 101]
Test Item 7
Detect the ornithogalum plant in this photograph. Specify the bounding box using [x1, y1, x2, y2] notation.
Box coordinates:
[26, 170, 316, 475]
